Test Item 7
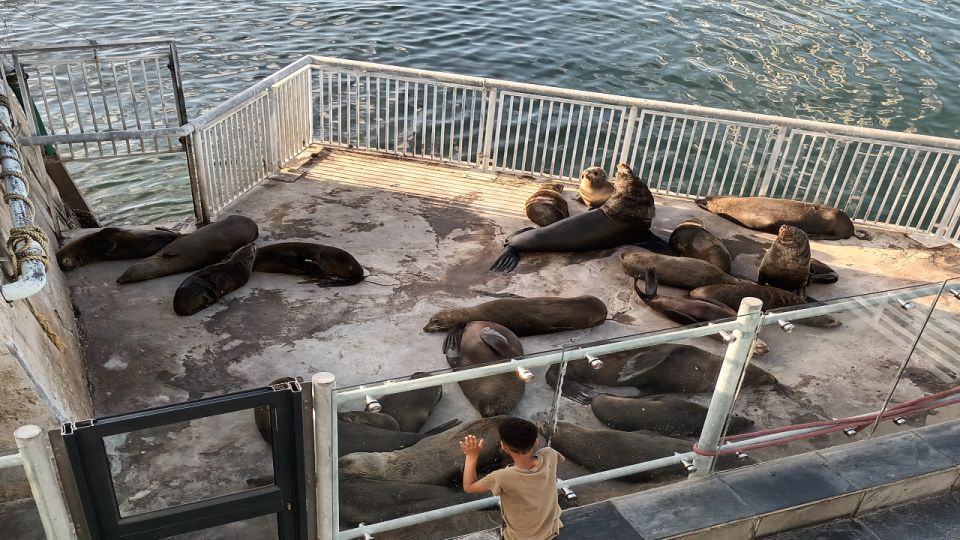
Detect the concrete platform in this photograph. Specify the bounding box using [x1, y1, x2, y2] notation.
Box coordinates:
[62, 147, 960, 535]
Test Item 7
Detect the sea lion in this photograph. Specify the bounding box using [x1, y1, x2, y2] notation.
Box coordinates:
[619, 250, 745, 289]
[690, 283, 842, 327]
[576, 166, 614, 208]
[253, 242, 364, 286]
[490, 163, 656, 272]
[338, 410, 401, 431]
[338, 416, 510, 486]
[590, 394, 754, 437]
[524, 182, 569, 226]
[57, 227, 180, 271]
[545, 343, 778, 404]
[445, 322, 525, 417]
[809, 258, 839, 284]
[695, 196, 866, 240]
[424, 295, 608, 337]
[551, 422, 750, 478]
[669, 218, 732, 273]
[378, 372, 444, 433]
[759, 225, 811, 293]
[117, 214, 259, 283]
[339, 477, 486, 527]
[173, 243, 257, 316]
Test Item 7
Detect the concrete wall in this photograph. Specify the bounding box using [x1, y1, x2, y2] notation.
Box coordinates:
[0, 80, 92, 499]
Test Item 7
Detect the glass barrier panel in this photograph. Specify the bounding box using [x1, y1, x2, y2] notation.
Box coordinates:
[726, 282, 941, 466]
[873, 278, 960, 436]
[103, 408, 274, 517]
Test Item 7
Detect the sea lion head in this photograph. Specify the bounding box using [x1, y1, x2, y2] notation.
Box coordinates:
[423, 308, 462, 332]
[539, 182, 565, 193]
[679, 218, 704, 228]
[57, 253, 82, 271]
[579, 166, 608, 187]
[173, 279, 219, 316]
[777, 225, 807, 245]
[613, 163, 641, 191]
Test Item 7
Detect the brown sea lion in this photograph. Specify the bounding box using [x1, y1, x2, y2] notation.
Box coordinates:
[759, 225, 811, 293]
[524, 182, 569, 226]
[669, 218, 732, 273]
[117, 214, 259, 283]
[490, 163, 657, 272]
[551, 422, 750, 477]
[545, 343, 778, 404]
[173, 243, 257, 316]
[338, 410, 401, 431]
[576, 166, 615, 208]
[619, 250, 745, 289]
[591, 394, 754, 437]
[253, 242, 363, 286]
[690, 283, 842, 327]
[695, 196, 866, 240]
[423, 295, 608, 337]
[338, 416, 511, 485]
[378, 372, 444, 433]
[339, 477, 486, 527]
[57, 227, 181, 271]
[444, 322, 525, 417]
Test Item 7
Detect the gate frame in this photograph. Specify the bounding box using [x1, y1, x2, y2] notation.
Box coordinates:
[58, 381, 311, 539]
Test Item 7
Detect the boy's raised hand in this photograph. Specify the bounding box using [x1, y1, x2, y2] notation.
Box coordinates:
[459, 435, 485, 458]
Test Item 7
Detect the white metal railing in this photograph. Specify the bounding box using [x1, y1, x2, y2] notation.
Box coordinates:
[186, 55, 960, 239]
[311, 280, 947, 540]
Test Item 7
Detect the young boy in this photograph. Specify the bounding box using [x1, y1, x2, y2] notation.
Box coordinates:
[459, 417, 565, 540]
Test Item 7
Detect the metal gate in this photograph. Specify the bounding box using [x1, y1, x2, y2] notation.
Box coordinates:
[2, 39, 190, 162]
[58, 380, 312, 539]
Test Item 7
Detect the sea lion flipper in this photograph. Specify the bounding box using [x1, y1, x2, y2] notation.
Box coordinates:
[562, 379, 600, 405]
[504, 227, 535, 243]
[478, 327, 515, 357]
[421, 418, 462, 436]
[633, 269, 658, 300]
[490, 246, 520, 273]
[443, 324, 466, 365]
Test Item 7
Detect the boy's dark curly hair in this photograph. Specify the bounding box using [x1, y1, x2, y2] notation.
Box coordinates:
[498, 417, 538, 453]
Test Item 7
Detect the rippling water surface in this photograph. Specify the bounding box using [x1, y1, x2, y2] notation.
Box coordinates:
[4, 0, 959, 224]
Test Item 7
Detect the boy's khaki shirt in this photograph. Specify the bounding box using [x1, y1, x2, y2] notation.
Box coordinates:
[479, 447, 565, 540]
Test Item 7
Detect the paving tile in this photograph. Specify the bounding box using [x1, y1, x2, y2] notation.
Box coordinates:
[611, 477, 753, 539]
[719, 453, 856, 513]
[856, 468, 959, 514]
[754, 493, 863, 537]
[556, 501, 644, 539]
[912, 420, 960, 465]
[762, 518, 880, 539]
[817, 432, 954, 489]
[857, 492, 960, 540]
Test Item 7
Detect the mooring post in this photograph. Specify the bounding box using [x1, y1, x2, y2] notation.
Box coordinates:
[313, 373, 338, 540]
[691, 297, 764, 477]
[14, 425, 77, 539]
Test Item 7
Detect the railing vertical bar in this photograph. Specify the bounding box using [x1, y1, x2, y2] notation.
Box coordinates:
[511, 96, 524, 171]
[695, 122, 721, 194]
[908, 152, 944, 228]
[541, 101, 555, 175]
[64, 63, 90, 158]
[35, 65, 67, 157]
[618, 105, 638, 166]
[647, 114, 669, 189]
[886, 149, 922, 226]
[665, 117, 687, 194]
[938, 160, 960, 237]
[429, 83, 437, 158]
[830, 141, 865, 209]
[871, 146, 913, 225]
[636, 114, 657, 185]
[364, 75, 372, 150]
[860, 145, 898, 221]
[787, 133, 815, 200]
[928, 155, 960, 232]
[49, 64, 79, 159]
[462, 88, 472, 162]
[449, 87, 458, 162]
[531, 99, 544, 175]
[677, 120, 699, 195]
[92, 59, 120, 155]
[520, 98, 534, 172]
[78, 62, 105, 156]
[755, 126, 787, 196]
[421, 83, 429, 157]
[224, 117, 238, 206]
[816, 139, 848, 204]
[402, 80, 410, 153]
[153, 58, 174, 150]
[579, 105, 597, 175]
[741, 128, 767, 196]
[489, 90, 505, 169]
[439, 85, 448, 161]
[793, 134, 824, 200]
[138, 59, 160, 151]
[342, 73, 350, 147]
[687, 120, 708, 195]
[568, 105, 585, 178]
[852, 144, 887, 219]
[727, 126, 752, 195]
[590, 106, 605, 168]
[706, 123, 732, 195]
[553, 102, 569, 177]
[501, 94, 513, 169]
[657, 116, 677, 191]
[715, 124, 738, 195]
[607, 108, 625, 173]
[355, 74, 363, 149]
[480, 88, 497, 168]
[772, 133, 802, 198]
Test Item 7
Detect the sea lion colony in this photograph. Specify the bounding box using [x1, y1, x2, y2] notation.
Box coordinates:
[58, 162, 857, 529]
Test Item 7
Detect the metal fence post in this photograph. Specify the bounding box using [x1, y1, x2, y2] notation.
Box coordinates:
[691, 297, 764, 477]
[267, 85, 282, 171]
[935, 160, 960, 238]
[313, 373, 338, 540]
[14, 425, 77, 540]
[479, 88, 498, 170]
[618, 106, 639, 165]
[756, 126, 787, 197]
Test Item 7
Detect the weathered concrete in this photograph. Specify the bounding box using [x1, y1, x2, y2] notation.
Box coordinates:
[0, 80, 91, 511]
[62, 147, 960, 534]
